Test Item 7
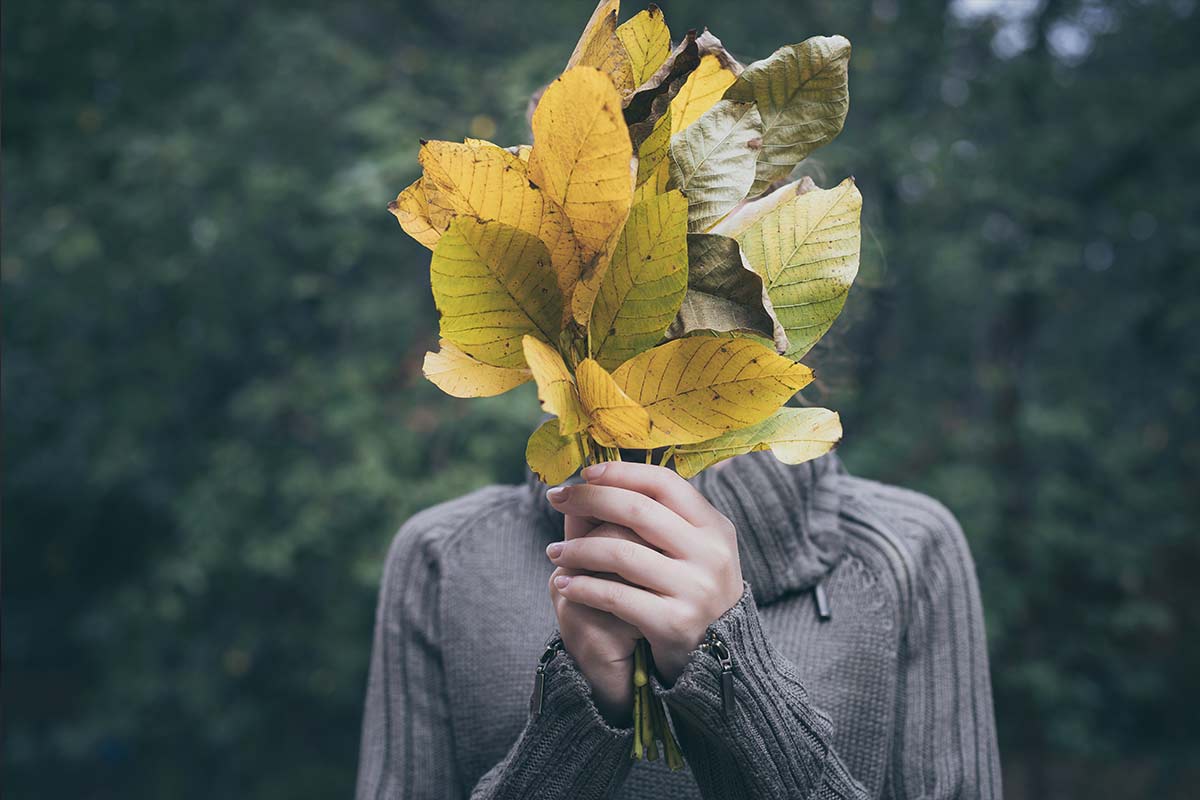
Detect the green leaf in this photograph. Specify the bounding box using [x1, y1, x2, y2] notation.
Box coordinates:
[430, 217, 563, 368]
[666, 232, 787, 352]
[588, 190, 689, 370]
[673, 407, 842, 477]
[736, 177, 862, 359]
[668, 99, 763, 233]
[526, 418, 586, 484]
[724, 36, 850, 195]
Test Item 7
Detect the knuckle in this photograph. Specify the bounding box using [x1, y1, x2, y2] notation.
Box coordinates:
[692, 573, 718, 600]
[624, 499, 647, 526]
[614, 538, 639, 569]
[603, 581, 624, 610]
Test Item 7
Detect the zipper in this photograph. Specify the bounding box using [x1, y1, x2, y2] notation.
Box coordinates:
[813, 580, 831, 622]
[698, 630, 736, 719]
[530, 636, 564, 717]
[532, 633, 736, 721]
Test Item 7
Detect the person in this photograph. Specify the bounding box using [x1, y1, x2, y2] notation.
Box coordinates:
[354, 427, 1002, 799]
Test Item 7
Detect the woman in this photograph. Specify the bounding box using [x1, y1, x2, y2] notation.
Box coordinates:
[354, 433, 1002, 799]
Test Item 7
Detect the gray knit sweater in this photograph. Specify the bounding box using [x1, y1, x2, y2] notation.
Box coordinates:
[355, 448, 1002, 799]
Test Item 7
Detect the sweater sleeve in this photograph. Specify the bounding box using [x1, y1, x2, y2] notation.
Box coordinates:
[648, 579, 871, 800]
[649, 496, 1003, 800]
[355, 518, 636, 800]
[880, 497, 1002, 799]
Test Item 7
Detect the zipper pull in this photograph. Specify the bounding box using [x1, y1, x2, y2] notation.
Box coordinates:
[530, 637, 564, 717]
[813, 580, 831, 622]
[701, 631, 735, 719]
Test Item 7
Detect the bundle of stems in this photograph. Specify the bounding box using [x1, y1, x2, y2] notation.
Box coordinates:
[576, 434, 684, 768]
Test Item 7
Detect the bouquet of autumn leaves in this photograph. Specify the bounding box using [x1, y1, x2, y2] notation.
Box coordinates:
[389, 0, 862, 765]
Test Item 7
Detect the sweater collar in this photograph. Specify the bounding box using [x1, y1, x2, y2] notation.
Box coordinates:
[523, 442, 848, 606]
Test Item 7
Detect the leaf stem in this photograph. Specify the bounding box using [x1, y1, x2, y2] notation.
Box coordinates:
[657, 445, 676, 468]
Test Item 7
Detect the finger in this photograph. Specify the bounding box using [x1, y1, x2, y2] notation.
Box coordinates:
[546, 484, 691, 555]
[553, 573, 673, 638]
[582, 521, 664, 554]
[563, 511, 597, 541]
[548, 536, 684, 595]
[580, 461, 719, 527]
[549, 567, 641, 639]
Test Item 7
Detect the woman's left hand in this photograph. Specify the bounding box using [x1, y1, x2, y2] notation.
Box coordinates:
[545, 460, 744, 686]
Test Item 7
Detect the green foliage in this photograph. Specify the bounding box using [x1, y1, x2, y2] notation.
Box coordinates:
[4, 1, 1199, 798]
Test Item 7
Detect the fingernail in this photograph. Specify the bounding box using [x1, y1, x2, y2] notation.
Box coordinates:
[546, 485, 569, 503]
[581, 463, 607, 480]
[546, 542, 564, 559]
[554, 575, 571, 589]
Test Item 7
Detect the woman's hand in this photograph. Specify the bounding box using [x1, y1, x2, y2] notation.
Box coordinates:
[545, 461, 744, 686]
[547, 515, 645, 728]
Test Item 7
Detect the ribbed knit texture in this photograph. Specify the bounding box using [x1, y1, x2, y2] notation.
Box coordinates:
[354, 448, 1001, 799]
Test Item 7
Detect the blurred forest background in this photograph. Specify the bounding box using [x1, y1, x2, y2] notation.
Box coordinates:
[5, 0, 1199, 797]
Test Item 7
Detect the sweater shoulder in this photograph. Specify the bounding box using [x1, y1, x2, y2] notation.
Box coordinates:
[831, 473, 980, 612]
[380, 483, 530, 583]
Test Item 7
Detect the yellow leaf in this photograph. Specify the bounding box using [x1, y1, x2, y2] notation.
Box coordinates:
[610, 336, 813, 445]
[522, 335, 586, 435]
[633, 111, 671, 201]
[528, 67, 634, 286]
[736, 177, 861, 359]
[670, 53, 739, 133]
[388, 178, 441, 250]
[422, 338, 532, 397]
[587, 190, 689, 370]
[565, 0, 635, 96]
[616, 7, 671, 87]
[673, 407, 842, 477]
[430, 217, 563, 368]
[575, 358, 653, 448]
[418, 139, 582, 299]
[526, 418, 587, 484]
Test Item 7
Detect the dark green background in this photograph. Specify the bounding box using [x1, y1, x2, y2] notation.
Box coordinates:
[5, 0, 1199, 797]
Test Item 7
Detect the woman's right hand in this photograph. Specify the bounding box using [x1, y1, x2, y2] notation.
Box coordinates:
[547, 513, 645, 729]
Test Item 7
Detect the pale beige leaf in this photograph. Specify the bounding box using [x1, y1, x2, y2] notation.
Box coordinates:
[522, 335, 586, 435]
[422, 338, 532, 397]
[526, 418, 586, 484]
[737, 177, 862, 359]
[388, 178, 441, 250]
[668, 99, 763, 232]
[710, 175, 818, 239]
[724, 36, 851, 194]
[674, 407, 841, 477]
[430, 217, 563, 368]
